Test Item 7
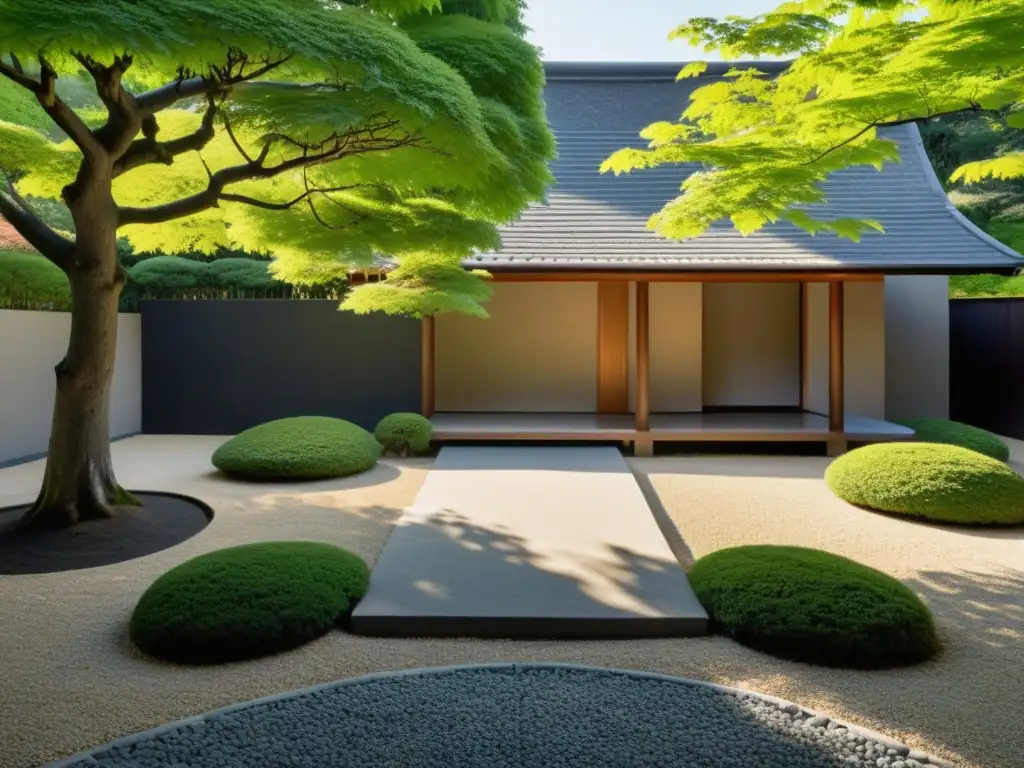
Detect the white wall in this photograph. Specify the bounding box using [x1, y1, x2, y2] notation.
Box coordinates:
[435, 282, 598, 412]
[0, 310, 141, 465]
[627, 282, 703, 412]
[803, 281, 887, 419]
[885, 275, 950, 419]
[804, 282, 830, 415]
[844, 282, 886, 419]
[702, 282, 801, 407]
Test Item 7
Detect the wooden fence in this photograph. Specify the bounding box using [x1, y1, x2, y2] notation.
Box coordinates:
[950, 298, 1024, 440]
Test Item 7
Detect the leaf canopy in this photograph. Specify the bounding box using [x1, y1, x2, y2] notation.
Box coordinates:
[0, 0, 552, 316]
[605, 0, 1024, 243]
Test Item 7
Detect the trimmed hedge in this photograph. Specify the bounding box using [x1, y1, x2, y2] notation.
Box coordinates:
[130, 542, 369, 663]
[689, 545, 939, 668]
[0, 250, 71, 311]
[212, 416, 380, 481]
[899, 418, 1010, 461]
[128, 255, 207, 296]
[826, 442, 1024, 525]
[375, 413, 434, 456]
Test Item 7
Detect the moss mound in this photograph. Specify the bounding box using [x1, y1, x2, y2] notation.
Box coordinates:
[375, 412, 433, 456]
[689, 546, 939, 668]
[130, 542, 369, 663]
[212, 416, 380, 480]
[899, 418, 1010, 461]
[826, 442, 1024, 525]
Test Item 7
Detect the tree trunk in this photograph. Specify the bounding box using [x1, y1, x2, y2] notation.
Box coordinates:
[19, 242, 138, 529]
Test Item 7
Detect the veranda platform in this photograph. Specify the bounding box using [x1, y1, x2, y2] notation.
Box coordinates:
[351, 445, 708, 638]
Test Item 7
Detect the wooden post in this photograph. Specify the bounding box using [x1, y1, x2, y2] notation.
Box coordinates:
[421, 315, 435, 418]
[635, 281, 653, 456]
[828, 281, 846, 456]
[799, 282, 807, 411]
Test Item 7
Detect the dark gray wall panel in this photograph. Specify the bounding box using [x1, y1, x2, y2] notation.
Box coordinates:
[950, 298, 1024, 440]
[142, 301, 420, 435]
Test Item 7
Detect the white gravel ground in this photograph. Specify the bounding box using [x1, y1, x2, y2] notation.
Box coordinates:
[0, 435, 1021, 768]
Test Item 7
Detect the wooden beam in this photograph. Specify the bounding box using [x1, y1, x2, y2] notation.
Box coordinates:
[490, 271, 884, 284]
[597, 282, 630, 413]
[799, 282, 807, 410]
[635, 281, 651, 440]
[828, 281, 845, 448]
[421, 316, 435, 417]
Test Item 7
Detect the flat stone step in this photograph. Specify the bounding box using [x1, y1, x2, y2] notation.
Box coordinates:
[351, 446, 708, 638]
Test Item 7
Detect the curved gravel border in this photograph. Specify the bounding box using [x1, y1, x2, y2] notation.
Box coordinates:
[48, 663, 956, 768]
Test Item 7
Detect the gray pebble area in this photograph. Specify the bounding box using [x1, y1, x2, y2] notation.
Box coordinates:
[55, 665, 955, 768]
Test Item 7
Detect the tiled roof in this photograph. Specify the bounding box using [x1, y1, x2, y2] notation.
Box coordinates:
[468, 62, 1022, 273]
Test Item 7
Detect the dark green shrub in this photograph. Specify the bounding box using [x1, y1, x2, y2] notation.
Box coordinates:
[689, 546, 939, 668]
[128, 255, 208, 296]
[212, 416, 380, 481]
[130, 542, 369, 663]
[375, 412, 434, 455]
[826, 442, 1024, 525]
[0, 250, 71, 311]
[207, 258, 284, 296]
[898, 418, 1010, 461]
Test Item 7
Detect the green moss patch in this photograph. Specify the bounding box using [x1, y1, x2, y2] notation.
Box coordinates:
[375, 412, 433, 456]
[689, 546, 939, 668]
[899, 418, 1010, 461]
[826, 442, 1024, 525]
[212, 416, 380, 481]
[130, 542, 369, 663]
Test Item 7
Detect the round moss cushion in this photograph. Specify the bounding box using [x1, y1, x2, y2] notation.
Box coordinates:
[212, 416, 380, 480]
[826, 442, 1024, 525]
[899, 418, 1010, 461]
[374, 412, 434, 456]
[130, 542, 370, 663]
[689, 546, 939, 668]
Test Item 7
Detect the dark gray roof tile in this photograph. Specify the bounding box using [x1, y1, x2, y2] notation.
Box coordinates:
[468, 64, 1022, 272]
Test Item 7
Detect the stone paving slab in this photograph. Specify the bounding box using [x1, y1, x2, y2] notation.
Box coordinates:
[351, 446, 708, 637]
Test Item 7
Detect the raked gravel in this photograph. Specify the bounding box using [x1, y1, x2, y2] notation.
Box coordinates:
[54, 665, 954, 768]
[1, 435, 1022, 768]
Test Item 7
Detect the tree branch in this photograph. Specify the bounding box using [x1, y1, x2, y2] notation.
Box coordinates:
[113, 94, 219, 177]
[0, 177, 74, 270]
[117, 131, 418, 226]
[133, 55, 291, 116]
[804, 104, 1004, 167]
[0, 55, 103, 157]
[222, 114, 253, 163]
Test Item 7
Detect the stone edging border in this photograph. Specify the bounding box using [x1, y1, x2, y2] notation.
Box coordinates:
[45, 662, 957, 768]
[0, 489, 215, 521]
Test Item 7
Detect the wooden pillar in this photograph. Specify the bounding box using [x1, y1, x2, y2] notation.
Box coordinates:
[799, 282, 807, 410]
[828, 281, 846, 456]
[597, 282, 630, 413]
[421, 315, 435, 417]
[635, 281, 652, 456]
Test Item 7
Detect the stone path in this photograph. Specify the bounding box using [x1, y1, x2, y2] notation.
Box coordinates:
[51, 664, 954, 768]
[352, 446, 707, 637]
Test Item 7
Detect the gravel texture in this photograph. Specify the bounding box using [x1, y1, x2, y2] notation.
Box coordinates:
[51, 665, 953, 768]
[2, 435, 1022, 768]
